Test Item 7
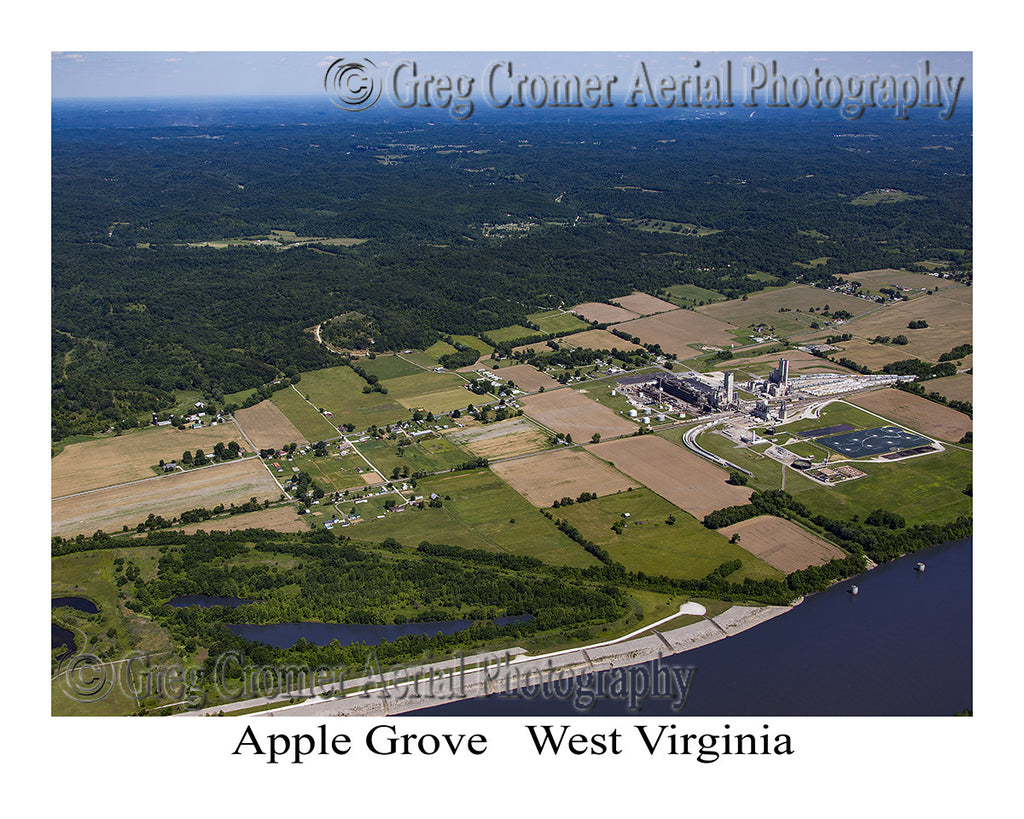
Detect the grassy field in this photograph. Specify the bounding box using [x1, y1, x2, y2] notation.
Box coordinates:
[281, 447, 382, 492]
[451, 335, 494, 356]
[555, 488, 783, 582]
[484, 324, 540, 344]
[52, 546, 179, 715]
[527, 309, 589, 335]
[422, 340, 458, 362]
[288, 367, 411, 429]
[270, 386, 344, 440]
[849, 189, 926, 205]
[659, 283, 725, 307]
[356, 434, 473, 478]
[356, 355, 424, 381]
[352, 468, 600, 568]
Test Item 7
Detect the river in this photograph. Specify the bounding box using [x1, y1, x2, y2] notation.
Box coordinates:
[414, 537, 972, 716]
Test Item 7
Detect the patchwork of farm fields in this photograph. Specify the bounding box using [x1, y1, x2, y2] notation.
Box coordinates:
[586, 435, 752, 519]
[520, 388, 637, 440]
[50, 283, 969, 624]
[52, 424, 250, 498]
[52, 458, 282, 538]
[490, 448, 639, 507]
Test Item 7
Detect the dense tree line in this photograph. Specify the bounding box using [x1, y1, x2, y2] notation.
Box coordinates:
[53, 112, 971, 440]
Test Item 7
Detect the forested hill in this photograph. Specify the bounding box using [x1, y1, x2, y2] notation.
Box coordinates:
[52, 105, 971, 440]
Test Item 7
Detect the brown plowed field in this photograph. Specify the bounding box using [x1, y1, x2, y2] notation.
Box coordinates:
[520, 389, 636, 441]
[730, 349, 854, 377]
[493, 364, 562, 393]
[585, 436, 751, 519]
[233, 400, 309, 451]
[558, 329, 643, 352]
[52, 424, 250, 498]
[170, 505, 307, 535]
[718, 515, 846, 573]
[611, 309, 737, 357]
[612, 292, 678, 316]
[848, 388, 971, 442]
[490, 449, 639, 507]
[926, 374, 973, 403]
[51, 458, 282, 538]
[571, 302, 640, 324]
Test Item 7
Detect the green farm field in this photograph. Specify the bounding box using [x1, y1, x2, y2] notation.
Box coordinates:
[418, 342, 457, 363]
[527, 309, 590, 335]
[269, 385, 343, 441]
[289, 366, 411, 428]
[660, 283, 725, 307]
[352, 468, 599, 568]
[356, 354, 424, 381]
[484, 324, 538, 345]
[356, 434, 473, 478]
[555, 488, 783, 582]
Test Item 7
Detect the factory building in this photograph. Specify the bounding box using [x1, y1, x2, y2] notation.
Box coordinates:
[769, 358, 789, 388]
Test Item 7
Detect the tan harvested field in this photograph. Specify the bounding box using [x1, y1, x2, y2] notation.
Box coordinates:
[611, 309, 738, 357]
[361, 472, 385, 485]
[447, 417, 551, 459]
[845, 268, 957, 293]
[612, 291, 677, 316]
[926, 373, 973, 403]
[718, 516, 846, 573]
[571, 302, 640, 324]
[493, 363, 562, 392]
[848, 388, 971, 442]
[52, 459, 283, 538]
[170, 505, 307, 535]
[585, 436, 752, 519]
[52, 424, 250, 498]
[933, 286, 972, 304]
[696, 283, 872, 327]
[520, 389, 637, 441]
[838, 291, 972, 363]
[233, 400, 309, 451]
[730, 349, 854, 377]
[491, 449, 639, 507]
[559, 329, 643, 352]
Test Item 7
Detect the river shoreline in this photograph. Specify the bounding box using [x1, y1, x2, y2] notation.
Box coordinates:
[187, 600, 797, 717]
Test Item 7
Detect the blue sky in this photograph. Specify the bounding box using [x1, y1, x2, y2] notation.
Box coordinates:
[52, 51, 971, 100]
